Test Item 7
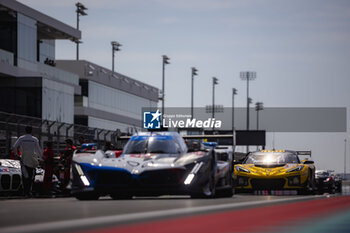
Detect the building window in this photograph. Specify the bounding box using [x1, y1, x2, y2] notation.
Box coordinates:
[17, 13, 37, 63]
[88, 81, 157, 120]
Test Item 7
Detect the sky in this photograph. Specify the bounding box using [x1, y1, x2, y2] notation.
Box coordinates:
[18, 0, 350, 173]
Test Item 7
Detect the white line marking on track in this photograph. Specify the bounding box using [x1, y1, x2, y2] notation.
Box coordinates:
[0, 195, 324, 233]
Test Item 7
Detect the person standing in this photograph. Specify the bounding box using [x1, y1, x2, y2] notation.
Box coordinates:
[43, 141, 54, 195]
[61, 139, 76, 189]
[104, 141, 114, 151]
[13, 126, 43, 197]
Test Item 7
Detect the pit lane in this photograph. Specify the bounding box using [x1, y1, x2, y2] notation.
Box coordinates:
[0, 191, 347, 233]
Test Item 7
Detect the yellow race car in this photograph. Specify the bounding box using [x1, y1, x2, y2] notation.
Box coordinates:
[234, 150, 316, 194]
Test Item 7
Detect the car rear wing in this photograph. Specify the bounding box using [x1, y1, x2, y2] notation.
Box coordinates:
[296, 151, 312, 157]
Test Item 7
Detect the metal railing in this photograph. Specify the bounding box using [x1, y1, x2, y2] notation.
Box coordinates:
[0, 111, 126, 158]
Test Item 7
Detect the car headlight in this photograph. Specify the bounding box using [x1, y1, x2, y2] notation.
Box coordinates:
[184, 162, 203, 185]
[74, 163, 90, 186]
[236, 166, 250, 173]
[325, 177, 333, 182]
[287, 165, 304, 173]
[288, 175, 301, 185]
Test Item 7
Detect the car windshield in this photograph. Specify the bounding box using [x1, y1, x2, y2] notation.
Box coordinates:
[244, 152, 300, 164]
[316, 171, 330, 176]
[123, 135, 178, 154]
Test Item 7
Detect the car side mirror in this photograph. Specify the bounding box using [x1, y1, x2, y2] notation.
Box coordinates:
[303, 160, 314, 164]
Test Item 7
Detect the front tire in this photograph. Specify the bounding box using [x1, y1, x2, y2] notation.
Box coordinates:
[191, 177, 216, 198]
[299, 170, 316, 195]
[298, 188, 309, 195]
[337, 183, 342, 193]
[191, 150, 217, 199]
[202, 174, 216, 197]
[191, 170, 216, 198]
[328, 183, 336, 194]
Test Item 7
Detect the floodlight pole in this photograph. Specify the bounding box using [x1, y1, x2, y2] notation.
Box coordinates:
[75, 2, 87, 60]
[191, 67, 198, 120]
[345, 139, 347, 179]
[255, 102, 263, 130]
[240, 71, 256, 152]
[112, 47, 114, 72]
[212, 77, 218, 131]
[76, 10, 79, 60]
[257, 107, 259, 130]
[246, 75, 250, 130]
[232, 88, 237, 133]
[111, 41, 121, 73]
[255, 102, 263, 150]
[162, 55, 170, 116]
[212, 79, 215, 120]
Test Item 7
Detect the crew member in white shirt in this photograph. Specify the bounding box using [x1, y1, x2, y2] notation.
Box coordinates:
[13, 126, 43, 197]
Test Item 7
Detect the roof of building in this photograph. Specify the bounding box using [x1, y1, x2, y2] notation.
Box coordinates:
[56, 60, 159, 102]
[0, 0, 80, 41]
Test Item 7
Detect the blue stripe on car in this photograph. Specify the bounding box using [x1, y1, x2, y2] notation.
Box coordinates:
[78, 163, 133, 187]
[79, 162, 131, 173]
[130, 135, 174, 141]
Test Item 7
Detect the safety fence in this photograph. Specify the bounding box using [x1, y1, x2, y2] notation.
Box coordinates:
[0, 111, 128, 158]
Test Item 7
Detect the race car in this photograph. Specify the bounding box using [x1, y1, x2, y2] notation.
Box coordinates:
[333, 174, 343, 193]
[234, 150, 316, 194]
[0, 159, 63, 196]
[0, 159, 22, 195]
[80, 143, 98, 151]
[315, 170, 336, 194]
[71, 132, 234, 200]
[215, 145, 233, 163]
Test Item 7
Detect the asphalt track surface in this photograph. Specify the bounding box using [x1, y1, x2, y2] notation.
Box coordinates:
[1, 190, 350, 233]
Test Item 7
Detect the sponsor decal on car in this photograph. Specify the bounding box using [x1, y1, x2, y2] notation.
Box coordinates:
[0, 168, 9, 172]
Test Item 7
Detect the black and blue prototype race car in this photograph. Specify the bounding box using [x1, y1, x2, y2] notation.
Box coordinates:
[71, 132, 234, 200]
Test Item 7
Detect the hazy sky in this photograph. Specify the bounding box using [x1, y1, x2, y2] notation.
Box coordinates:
[18, 0, 350, 173]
